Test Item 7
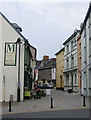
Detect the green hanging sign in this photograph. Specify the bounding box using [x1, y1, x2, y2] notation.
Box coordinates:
[4, 42, 17, 66]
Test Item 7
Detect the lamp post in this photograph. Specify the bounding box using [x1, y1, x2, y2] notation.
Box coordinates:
[16, 38, 22, 102]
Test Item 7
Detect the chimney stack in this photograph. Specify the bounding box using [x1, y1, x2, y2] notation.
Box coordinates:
[43, 55, 49, 60]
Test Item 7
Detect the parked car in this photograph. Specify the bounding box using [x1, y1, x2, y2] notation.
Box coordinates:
[39, 83, 54, 89]
[39, 84, 43, 88]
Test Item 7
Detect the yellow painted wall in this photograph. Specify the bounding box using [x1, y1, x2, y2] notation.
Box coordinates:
[38, 81, 43, 85]
[56, 48, 64, 89]
[38, 80, 48, 85]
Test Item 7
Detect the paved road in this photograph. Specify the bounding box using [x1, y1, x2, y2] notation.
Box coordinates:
[2, 109, 89, 118]
[1, 89, 89, 115]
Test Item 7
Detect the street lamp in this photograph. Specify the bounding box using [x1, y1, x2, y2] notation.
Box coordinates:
[16, 38, 22, 102]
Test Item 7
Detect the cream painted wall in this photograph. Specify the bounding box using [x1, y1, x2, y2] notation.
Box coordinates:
[56, 49, 64, 88]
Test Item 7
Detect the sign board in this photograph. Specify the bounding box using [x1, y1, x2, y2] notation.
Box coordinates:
[17, 82, 21, 87]
[46, 89, 50, 95]
[4, 43, 17, 66]
[10, 95, 13, 102]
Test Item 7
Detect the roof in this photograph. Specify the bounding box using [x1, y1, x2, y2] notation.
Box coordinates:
[63, 30, 80, 45]
[80, 3, 91, 34]
[55, 47, 65, 56]
[12, 23, 22, 32]
[29, 44, 37, 59]
[77, 33, 81, 41]
[35, 61, 42, 69]
[38, 58, 56, 70]
[0, 12, 27, 41]
[0, 12, 37, 59]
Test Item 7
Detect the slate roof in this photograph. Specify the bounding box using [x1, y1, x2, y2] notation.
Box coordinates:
[12, 23, 22, 32]
[63, 30, 80, 45]
[0, 12, 27, 41]
[35, 61, 42, 69]
[0, 12, 37, 59]
[38, 58, 56, 70]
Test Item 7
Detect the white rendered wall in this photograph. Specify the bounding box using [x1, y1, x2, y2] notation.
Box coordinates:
[81, 31, 84, 95]
[1, 14, 24, 101]
[0, 14, 3, 102]
[64, 34, 78, 92]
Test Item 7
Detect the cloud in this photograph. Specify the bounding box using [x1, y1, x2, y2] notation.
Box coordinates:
[0, 0, 90, 2]
[0, 2, 89, 59]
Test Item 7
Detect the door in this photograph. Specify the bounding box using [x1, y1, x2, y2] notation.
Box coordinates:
[42, 79, 45, 83]
[3, 75, 5, 101]
[71, 75, 73, 91]
[60, 75, 62, 88]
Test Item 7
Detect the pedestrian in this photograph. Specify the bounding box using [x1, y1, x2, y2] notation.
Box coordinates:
[37, 87, 41, 99]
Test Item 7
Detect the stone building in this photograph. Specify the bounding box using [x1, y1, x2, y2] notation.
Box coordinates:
[38, 56, 56, 86]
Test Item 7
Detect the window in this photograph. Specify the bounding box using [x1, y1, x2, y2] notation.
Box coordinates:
[84, 72, 86, 88]
[89, 38, 91, 57]
[84, 47, 87, 64]
[74, 39, 77, 46]
[66, 57, 69, 69]
[84, 26, 86, 37]
[66, 75, 69, 86]
[71, 41, 74, 51]
[75, 74, 77, 84]
[53, 68, 54, 73]
[67, 44, 69, 54]
[50, 69, 52, 79]
[71, 54, 74, 68]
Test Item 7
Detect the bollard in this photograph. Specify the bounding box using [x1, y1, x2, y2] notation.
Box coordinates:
[9, 100, 12, 112]
[17, 87, 20, 102]
[39, 94, 41, 99]
[83, 96, 86, 107]
[50, 98, 53, 108]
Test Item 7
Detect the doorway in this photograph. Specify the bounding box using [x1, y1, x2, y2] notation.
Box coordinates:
[71, 74, 73, 91]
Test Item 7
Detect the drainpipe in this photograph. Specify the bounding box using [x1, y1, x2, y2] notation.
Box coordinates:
[85, 25, 87, 96]
[16, 38, 22, 102]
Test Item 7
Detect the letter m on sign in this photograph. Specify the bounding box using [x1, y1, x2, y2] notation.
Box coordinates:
[4, 42, 16, 66]
[6, 44, 15, 52]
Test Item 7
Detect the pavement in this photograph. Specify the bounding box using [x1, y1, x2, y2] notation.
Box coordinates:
[0, 89, 89, 115]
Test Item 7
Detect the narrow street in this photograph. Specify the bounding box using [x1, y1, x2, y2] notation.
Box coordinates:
[0, 2, 91, 120]
[1, 89, 89, 119]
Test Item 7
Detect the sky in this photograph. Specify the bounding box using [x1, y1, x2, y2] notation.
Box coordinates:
[0, 0, 90, 60]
